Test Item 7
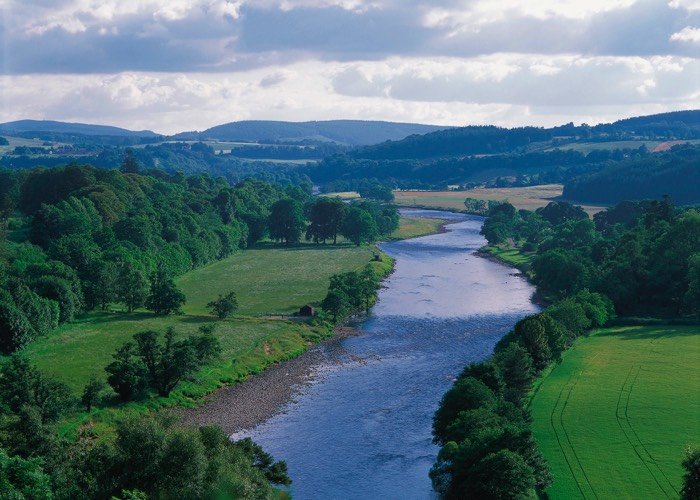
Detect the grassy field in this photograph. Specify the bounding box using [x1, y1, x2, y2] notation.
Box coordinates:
[320, 191, 361, 200]
[394, 184, 606, 216]
[530, 325, 700, 499]
[23, 243, 381, 399]
[482, 245, 534, 272]
[22, 208, 451, 401]
[388, 216, 446, 240]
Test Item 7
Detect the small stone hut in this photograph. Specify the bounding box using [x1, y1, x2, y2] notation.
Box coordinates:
[298, 304, 315, 316]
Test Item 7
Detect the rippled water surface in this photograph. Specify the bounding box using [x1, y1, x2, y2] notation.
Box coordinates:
[238, 209, 539, 499]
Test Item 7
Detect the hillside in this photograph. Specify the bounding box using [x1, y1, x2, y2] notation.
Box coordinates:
[173, 119, 451, 146]
[0, 119, 159, 137]
[348, 110, 700, 161]
[563, 145, 700, 205]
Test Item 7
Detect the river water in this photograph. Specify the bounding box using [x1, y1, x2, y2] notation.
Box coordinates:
[236, 209, 539, 499]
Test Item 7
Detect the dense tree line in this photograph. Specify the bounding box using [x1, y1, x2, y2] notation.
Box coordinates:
[320, 265, 381, 321]
[308, 147, 647, 190]
[0, 163, 300, 353]
[431, 291, 615, 498]
[482, 198, 700, 316]
[0, 355, 290, 498]
[564, 145, 700, 205]
[432, 196, 699, 497]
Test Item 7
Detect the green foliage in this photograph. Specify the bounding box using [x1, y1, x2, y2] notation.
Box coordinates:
[145, 263, 186, 316]
[106, 327, 222, 399]
[81, 378, 106, 412]
[51, 414, 288, 499]
[207, 291, 238, 319]
[682, 447, 700, 500]
[305, 197, 346, 244]
[321, 265, 381, 322]
[268, 198, 305, 245]
[341, 207, 378, 246]
[0, 447, 53, 499]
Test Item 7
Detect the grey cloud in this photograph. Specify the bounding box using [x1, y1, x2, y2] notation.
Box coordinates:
[2, 0, 698, 75]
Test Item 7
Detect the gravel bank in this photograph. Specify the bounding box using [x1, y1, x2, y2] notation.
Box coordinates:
[180, 325, 359, 435]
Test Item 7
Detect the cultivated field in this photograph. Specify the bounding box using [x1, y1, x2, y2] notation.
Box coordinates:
[394, 184, 606, 215]
[530, 325, 700, 499]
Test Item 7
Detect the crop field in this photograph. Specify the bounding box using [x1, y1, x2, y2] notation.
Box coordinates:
[394, 184, 606, 215]
[530, 325, 700, 499]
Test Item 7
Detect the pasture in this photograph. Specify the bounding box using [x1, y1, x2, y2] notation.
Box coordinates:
[24, 243, 380, 396]
[530, 325, 700, 499]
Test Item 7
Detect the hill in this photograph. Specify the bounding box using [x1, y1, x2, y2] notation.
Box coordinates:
[563, 145, 700, 205]
[172, 119, 450, 146]
[348, 110, 700, 161]
[0, 119, 159, 138]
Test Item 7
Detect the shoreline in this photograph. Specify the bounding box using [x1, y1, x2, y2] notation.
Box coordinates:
[180, 214, 456, 434]
[180, 323, 361, 435]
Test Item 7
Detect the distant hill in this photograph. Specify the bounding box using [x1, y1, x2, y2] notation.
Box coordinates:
[347, 110, 700, 161]
[171, 120, 451, 146]
[0, 120, 159, 138]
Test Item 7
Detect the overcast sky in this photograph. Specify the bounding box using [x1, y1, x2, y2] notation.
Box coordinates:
[0, 0, 699, 134]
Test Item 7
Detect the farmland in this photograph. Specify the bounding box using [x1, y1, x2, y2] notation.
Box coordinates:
[394, 184, 607, 216]
[530, 325, 700, 499]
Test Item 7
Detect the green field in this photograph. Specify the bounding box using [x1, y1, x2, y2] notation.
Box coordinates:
[388, 216, 446, 240]
[530, 325, 700, 499]
[23, 243, 380, 398]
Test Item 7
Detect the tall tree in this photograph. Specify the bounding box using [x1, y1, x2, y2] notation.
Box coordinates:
[116, 262, 148, 313]
[268, 198, 305, 246]
[145, 263, 185, 316]
[306, 198, 346, 244]
[341, 207, 378, 246]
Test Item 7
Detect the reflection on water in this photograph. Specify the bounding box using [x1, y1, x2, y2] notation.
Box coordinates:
[236, 210, 539, 499]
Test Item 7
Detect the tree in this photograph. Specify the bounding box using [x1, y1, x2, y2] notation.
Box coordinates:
[466, 449, 536, 499]
[268, 198, 305, 245]
[681, 447, 700, 500]
[515, 316, 552, 371]
[433, 377, 496, 445]
[684, 253, 700, 318]
[0, 448, 53, 498]
[341, 207, 378, 246]
[120, 149, 140, 174]
[305, 198, 346, 244]
[81, 378, 106, 412]
[207, 291, 238, 319]
[494, 343, 535, 399]
[321, 289, 349, 322]
[105, 342, 148, 401]
[116, 262, 148, 313]
[146, 263, 185, 316]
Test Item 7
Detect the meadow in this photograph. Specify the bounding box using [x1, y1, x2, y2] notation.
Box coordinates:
[22, 215, 434, 402]
[393, 184, 606, 216]
[530, 325, 700, 499]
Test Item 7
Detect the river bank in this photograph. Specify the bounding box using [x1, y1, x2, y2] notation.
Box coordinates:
[185, 210, 539, 498]
[180, 324, 362, 434]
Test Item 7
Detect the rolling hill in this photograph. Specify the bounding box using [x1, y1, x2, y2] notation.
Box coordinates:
[172, 119, 451, 146]
[0, 119, 159, 138]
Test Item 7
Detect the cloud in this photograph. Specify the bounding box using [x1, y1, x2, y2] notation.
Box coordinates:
[0, 0, 698, 131]
[671, 26, 700, 42]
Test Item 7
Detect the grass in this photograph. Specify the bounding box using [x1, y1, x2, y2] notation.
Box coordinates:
[22, 242, 387, 403]
[320, 191, 361, 200]
[394, 184, 606, 216]
[387, 216, 446, 240]
[482, 245, 534, 272]
[530, 325, 700, 499]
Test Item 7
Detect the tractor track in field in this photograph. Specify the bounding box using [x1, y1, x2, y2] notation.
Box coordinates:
[615, 364, 672, 498]
[550, 371, 597, 499]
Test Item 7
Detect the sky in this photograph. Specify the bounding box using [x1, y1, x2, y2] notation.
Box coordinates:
[0, 0, 699, 134]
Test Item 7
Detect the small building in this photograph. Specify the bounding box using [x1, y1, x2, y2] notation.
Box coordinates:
[299, 304, 315, 317]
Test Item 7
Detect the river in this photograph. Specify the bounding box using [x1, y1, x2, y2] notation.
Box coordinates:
[234, 209, 539, 499]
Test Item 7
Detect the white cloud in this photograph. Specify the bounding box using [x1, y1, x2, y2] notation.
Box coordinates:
[671, 26, 700, 42]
